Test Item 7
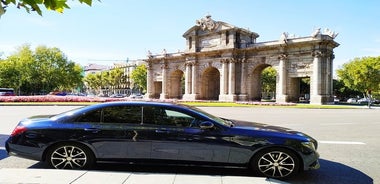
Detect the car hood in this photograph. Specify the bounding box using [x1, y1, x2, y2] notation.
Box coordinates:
[230, 119, 311, 140]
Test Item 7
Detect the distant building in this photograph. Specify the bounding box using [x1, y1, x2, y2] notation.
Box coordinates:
[83, 63, 110, 75]
[82, 61, 141, 96]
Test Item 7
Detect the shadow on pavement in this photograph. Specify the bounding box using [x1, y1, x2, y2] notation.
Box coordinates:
[287, 159, 373, 184]
[0, 134, 9, 160]
[28, 159, 373, 184]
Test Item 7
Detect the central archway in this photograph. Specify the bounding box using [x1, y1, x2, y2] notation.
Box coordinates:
[201, 67, 220, 100]
[249, 64, 272, 101]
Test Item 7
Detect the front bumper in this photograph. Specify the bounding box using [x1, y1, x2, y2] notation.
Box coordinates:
[302, 151, 320, 170]
[309, 159, 320, 170]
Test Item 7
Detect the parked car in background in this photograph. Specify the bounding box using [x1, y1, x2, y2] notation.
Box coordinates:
[333, 96, 340, 104]
[346, 98, 358, 103]
[0, 88, 15, 96]
[129, 93, 144, 99]
[48, 91, 67, 96]
[109, 93, 127, 98]
[6, 101, 319, 179]
[357, 98, 372, 104]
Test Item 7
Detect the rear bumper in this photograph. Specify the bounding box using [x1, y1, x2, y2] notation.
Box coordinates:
[6, 141, 44, 161]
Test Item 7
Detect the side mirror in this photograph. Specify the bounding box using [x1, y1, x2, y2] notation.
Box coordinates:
[199, 121, 214, 129]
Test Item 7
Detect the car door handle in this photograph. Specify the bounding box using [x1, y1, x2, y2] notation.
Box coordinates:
[84, 128, 101, 133]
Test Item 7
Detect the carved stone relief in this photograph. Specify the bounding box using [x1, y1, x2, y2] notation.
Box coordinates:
[196, 14, 220, 31]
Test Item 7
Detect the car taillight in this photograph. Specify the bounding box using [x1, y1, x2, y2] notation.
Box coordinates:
[11, 126, 27, 136]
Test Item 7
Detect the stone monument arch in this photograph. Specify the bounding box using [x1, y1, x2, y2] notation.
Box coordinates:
[145, 15, 339, 104]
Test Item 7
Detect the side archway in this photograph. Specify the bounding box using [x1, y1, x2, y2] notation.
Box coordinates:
[168, 70, 184, 99]
[201, 67, 220, 100]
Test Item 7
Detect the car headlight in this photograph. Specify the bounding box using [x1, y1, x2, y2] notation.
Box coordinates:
[301, 141, 316, 153]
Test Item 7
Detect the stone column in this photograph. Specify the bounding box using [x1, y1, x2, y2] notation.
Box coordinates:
[238, 59, 248, 101]
[329, 54, 335, 97]
[219, 59, 228, 100]
[185, 63, 192, 94]
[191, 63, 198, 96]
[325, 54, 334, 103]
[226, 59, 237, 101]
[223, 60, 229, 95]
[276, 54, 288, 103]
[146, 62, 154, 99]
[183, 60, 197, 101]
[310, 51, 322, 104]
[228, 60, 235, 94]
[219, 61, 225, 96]
[160, 62, 168, 99]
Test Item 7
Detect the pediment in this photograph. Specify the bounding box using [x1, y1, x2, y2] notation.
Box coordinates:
[183, 15, 258, 38]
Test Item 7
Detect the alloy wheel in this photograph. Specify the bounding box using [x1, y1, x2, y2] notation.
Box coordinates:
[257, 150, 296, 178]
[50, 145, 88, 169]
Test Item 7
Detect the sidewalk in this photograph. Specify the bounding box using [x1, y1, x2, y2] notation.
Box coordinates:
[0, 168, 288, 184]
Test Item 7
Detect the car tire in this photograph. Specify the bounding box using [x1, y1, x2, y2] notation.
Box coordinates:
[46, 143, 95, 169]
[251, 147, 300, 179]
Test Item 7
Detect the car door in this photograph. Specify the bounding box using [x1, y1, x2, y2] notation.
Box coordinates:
[72, 105, 152, 159]
[141, 105, 181, 160]
[145, 106, 231, 163]
[175, 120, 232, 163]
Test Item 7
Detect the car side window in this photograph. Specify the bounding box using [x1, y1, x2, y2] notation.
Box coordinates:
[164, 109, 197, 127]
[142, 106, 171, 125]
[142, 106, 198, 127]
[102, 106, 141, 124]
[76, 109, 102, 123]
[75, 106, 141, 124]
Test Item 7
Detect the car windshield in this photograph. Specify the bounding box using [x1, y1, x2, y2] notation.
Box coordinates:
[183, 105, 234, 127]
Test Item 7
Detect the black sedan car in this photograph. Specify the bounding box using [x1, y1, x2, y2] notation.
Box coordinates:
[6, 101, 319, 179]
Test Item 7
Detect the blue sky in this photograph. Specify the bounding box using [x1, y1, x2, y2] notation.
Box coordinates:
[1, 0, 379, 74]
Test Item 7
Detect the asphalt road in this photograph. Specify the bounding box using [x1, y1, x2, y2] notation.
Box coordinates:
[0, 105, 379, 184]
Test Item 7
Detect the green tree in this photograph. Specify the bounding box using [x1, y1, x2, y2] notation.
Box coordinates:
[0, 58, 22, 93]
[83, 72, 101, 94]
[333, 79, 361, 100]
[0, 44, 83, 95]
[336, 56, 380, 105]
[131, 64, 147, 93]
[337, 56, 380, 95]
[108, 68, 124, 93]
[1, 0, 94, 17]
[0, 44, 33, 94]
[83, 68, 125, 95]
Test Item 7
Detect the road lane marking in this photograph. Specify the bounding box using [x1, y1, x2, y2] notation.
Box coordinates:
[319, 141, 365, 145]
[320, 123, 355, 126]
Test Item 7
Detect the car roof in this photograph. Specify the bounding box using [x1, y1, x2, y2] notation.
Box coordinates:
[55, 101, 192, 119]
[87, 101, 187, 110]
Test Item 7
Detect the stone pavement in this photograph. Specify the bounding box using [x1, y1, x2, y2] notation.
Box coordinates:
[0, 168, 288, 184]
